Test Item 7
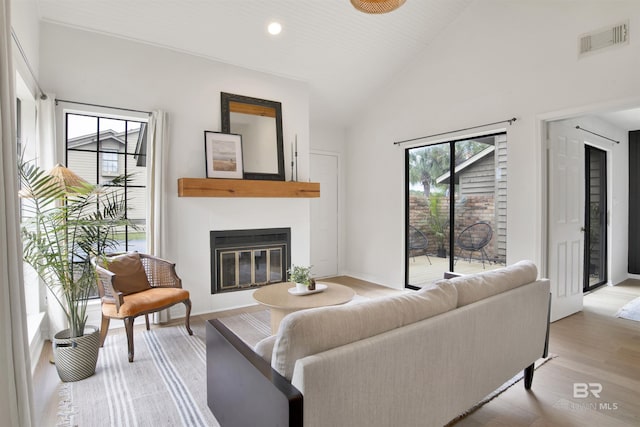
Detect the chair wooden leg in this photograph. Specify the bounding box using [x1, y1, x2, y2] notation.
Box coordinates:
[100, 315, 110, 347]
[145, 314, 150, 330]
[184, 299, 193, 335]
[124, 317, 135, 362]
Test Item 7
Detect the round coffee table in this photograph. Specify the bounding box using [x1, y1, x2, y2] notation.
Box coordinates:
[253, 282, 355, 333]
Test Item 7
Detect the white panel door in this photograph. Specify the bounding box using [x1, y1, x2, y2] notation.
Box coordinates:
[547, 120, 584, 322]
[310, 153, 338, 278]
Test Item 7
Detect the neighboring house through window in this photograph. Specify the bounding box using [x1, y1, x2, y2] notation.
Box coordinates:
[65, 112, 149, 297]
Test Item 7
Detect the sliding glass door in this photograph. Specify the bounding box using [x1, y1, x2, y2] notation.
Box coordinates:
[406, 143, 451, 285]
[405, 133, 507, 288]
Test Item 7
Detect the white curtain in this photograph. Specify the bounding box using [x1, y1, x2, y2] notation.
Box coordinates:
[147, 111, 170, 323]
[35, 94, 67, 337]
[146, 110, 168, 258]
[36, 93, 58, 168]
[0, 0, 35, 424]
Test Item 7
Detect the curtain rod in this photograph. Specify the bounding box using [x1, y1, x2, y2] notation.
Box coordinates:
[55, 99, 152, 115]
[393, 117, 517, 146]
[576, 125, 620, 144]
[11, 28, 47, 100]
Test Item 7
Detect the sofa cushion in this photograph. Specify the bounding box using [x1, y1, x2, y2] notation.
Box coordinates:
[450, 260, 538, 307]
[254, 335, 277, 364]
[105, 252, 152, 295]
[272, 281, 457, 380]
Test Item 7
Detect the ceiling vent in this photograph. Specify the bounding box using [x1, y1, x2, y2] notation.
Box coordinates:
[579, 21, 629, 57]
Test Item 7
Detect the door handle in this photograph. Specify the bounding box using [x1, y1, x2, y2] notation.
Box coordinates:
[580, 227, 586, 232]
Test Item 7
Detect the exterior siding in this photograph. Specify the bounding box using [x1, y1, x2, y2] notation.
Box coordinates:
[459, 154, 495, 196]
[495, 134, 507, 261]
[67, 128, 146, 223]
[456, 135, 508, 262]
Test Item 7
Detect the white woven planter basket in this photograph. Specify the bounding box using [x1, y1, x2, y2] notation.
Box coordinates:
[53, 325, 100, 382]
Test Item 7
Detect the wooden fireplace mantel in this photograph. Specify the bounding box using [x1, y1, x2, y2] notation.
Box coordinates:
[177, 178, 320, 198]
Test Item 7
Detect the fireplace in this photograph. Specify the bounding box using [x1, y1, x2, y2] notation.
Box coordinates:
[210, 228, 291, 294]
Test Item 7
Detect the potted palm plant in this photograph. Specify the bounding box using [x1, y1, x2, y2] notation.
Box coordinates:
[428, 194, 448, 258]
[19, 161, 131, 381]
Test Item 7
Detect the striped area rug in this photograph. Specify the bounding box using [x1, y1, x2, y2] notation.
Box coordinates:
[58, 311, 271, 426]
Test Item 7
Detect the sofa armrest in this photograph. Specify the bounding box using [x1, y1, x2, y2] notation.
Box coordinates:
[206, 319, 303, 427]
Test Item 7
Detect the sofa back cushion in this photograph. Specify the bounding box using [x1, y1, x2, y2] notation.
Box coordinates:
[272, 281, 457, 380]
[450, 260, 537, 307]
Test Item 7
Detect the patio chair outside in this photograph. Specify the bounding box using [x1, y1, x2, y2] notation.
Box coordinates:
[409, 225, 432, 265]
[455, 221, 493, 269]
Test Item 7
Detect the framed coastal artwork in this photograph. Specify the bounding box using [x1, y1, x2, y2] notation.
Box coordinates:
[204, 131, 243, 179]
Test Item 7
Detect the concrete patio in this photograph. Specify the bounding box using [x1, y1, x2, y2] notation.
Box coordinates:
[408, 254, 506, 288]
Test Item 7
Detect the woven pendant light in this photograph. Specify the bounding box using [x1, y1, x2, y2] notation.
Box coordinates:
[48, 164, 90, 193]
[351, 0, 406, 14]
[19, 164, 90, 198]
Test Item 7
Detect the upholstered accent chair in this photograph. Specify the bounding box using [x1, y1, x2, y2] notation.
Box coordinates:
[93, 252, 192, 362]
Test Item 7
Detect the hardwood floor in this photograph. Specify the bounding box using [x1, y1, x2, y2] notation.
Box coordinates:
[33, 278, 640, 426]
[456, 279, 640, 427]
[32, 340, 62, 427]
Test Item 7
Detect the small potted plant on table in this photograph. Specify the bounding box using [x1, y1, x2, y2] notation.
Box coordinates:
[288, 265, 314, 292]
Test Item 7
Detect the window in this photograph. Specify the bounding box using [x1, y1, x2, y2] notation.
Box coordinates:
[66, 112, 148, 260]
[101, 149, 119, 176]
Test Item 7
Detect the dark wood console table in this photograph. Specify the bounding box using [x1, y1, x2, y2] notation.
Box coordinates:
[206, 319, 303, 426]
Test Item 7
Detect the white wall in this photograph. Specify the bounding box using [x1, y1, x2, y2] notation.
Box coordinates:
[39, 22, 311, 316]
[345, 0, 640, 288]
[11, 0, 40, 96]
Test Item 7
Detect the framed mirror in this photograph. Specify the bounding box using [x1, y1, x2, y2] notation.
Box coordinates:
[221, 92, 285, 181]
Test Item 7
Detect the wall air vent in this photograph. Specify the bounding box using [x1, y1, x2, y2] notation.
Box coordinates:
[579, 21, 629, 57]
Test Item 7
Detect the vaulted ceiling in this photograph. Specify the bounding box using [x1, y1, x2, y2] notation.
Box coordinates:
[36, 1, 640, 130]
[36, 0, 475, 125]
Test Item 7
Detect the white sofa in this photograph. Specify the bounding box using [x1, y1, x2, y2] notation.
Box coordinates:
[206, 260, 551, 427]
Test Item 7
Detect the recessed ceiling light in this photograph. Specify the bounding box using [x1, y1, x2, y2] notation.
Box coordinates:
[268, 22, 282, 36]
